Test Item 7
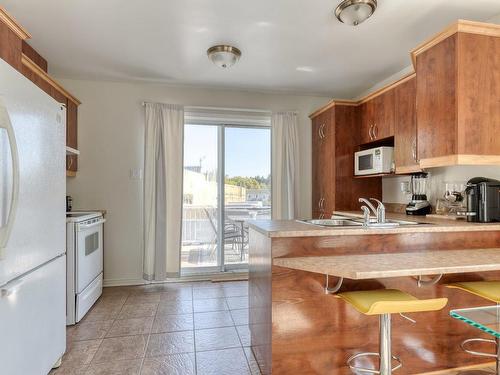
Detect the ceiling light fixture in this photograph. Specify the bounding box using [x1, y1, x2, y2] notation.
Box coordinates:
[207, 45, 242, 69]
[334, 0, 377, 26]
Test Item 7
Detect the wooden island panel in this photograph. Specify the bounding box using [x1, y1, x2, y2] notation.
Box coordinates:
[249, 228, 500, 375]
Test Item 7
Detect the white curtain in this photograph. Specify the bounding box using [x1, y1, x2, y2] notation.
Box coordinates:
[272, 111, 299, 220]
[143, 103, 184, 280]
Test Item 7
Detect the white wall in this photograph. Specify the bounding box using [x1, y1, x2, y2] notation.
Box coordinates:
[61, 78, 329, 285]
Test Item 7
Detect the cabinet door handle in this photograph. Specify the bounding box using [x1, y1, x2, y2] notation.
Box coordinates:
[368, 124, 374, 140]
[373, 124, 378, 139]
[321, 124, 326, 139]
[319, 123, 325, 139]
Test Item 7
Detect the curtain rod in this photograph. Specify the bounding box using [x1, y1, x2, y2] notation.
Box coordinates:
[141, 102, 272, 114]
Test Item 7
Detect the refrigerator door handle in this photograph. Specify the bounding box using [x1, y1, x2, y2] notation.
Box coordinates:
[0, 99, 20, 258]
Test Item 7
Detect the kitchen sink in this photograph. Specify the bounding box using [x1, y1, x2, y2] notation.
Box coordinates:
[299, 216, 426, 228]
[300, 219, 363, 227]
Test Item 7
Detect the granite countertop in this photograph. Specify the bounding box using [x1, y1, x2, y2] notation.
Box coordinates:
[248, 211, 500, 238]
[273, 248, 500, 279]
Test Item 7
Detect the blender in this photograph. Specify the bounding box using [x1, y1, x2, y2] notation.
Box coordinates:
[406, 172, 432, 215]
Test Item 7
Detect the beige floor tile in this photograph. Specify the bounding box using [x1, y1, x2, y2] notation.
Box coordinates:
[83, 303, 123, 322]
[86, 358, 142, 375]
[49, 363, 89, 375]
[193, 288, 226, 300]
[196, 347, 251, 375]
[60, 339, 103, 367]
[195, 326, 241, 352]
[236, 325, 251, 347]
[159, 288, 194, 301]
[125, 292, 162, 305]
[152, 313, 194, 333]
[146, 331, 195, 357]
[67, 320, 113, 342]
[92, 335, 147, 364]
[141, 353, 196, 375]
[226, 296, 249, 310]
[223, 286, 248, 298]
[230, 308, 249, 326]
[106, 317, 154, 337]
[194, 311, 234, 329]
[193, 298, 228, 313]
[157, 300, 193, 315]
[117, 302, 158, 319]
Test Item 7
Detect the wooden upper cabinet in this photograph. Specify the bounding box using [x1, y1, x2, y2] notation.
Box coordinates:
[359, 89, 395, 144]
[394, 76, 420, 173]
[414, 21, 500, 167]
[359, 101, 374, 144]
[310, 104, 381, 218]
[372, 89, 395, 140]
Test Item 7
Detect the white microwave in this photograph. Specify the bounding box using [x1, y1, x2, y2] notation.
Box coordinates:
[354, 146, 394, 176]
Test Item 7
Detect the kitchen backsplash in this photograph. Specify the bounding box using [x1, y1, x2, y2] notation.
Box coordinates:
[383, 165, 500, 206]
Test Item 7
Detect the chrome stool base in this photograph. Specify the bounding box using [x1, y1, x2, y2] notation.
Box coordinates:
[460, 337, 499, 374]
[347, 352, 402, 374]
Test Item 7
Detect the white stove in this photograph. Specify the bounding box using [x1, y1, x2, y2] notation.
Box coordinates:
[66, 211, 105, 325]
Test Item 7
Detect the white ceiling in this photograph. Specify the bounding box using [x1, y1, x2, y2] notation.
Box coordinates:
[3, 0, 500, 98]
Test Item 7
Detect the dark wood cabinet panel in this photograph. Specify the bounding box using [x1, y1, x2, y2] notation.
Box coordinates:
[394, 77, 420, 173]
[373, 89, 395, 140]
[66, 101, 78, 149]
[21, 41, 47, 72]
[416, 34, 458, 160]
[0, 19, 22, 71]
[66, 154, 78, 172]
[456, 32, 500, 156]
[311, 115, 323, 216]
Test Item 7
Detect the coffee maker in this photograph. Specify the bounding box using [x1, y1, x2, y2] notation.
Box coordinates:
[464, 177, 500, 222]
[406, 172, 432, 215]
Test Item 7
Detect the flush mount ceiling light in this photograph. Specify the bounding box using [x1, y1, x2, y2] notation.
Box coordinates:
[207, 45, 242, 68]
[335, 0, 377, 26]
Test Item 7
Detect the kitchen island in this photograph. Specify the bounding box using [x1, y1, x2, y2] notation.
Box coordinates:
[248, 213, 500, 375]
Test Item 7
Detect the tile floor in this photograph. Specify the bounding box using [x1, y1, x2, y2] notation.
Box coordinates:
[50, 280, 260, 375]
[49, 279, 493, 375]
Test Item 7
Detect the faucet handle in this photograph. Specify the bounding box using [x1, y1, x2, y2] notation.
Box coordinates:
[360, 206, 371, 227]
[369, 198, 384, 207]
[370, 198, 386, 223]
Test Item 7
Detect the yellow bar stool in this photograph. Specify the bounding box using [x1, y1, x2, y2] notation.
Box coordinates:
[337, 289, 448, 375]
[447, 281, 500, 371]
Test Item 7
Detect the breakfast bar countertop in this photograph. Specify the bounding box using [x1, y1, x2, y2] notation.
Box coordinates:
[248, 211, 500, 238]
[273, 248, 500, 279]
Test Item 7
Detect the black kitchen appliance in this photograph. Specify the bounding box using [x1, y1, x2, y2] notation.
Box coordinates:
[464, 177, 500, 222]
[406, 172, 432, 215]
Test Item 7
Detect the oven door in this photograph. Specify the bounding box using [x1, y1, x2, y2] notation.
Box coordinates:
[75, 217, 104, 293]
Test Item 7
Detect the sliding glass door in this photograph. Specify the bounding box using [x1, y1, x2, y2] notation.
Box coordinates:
[181, 123, 271, 275]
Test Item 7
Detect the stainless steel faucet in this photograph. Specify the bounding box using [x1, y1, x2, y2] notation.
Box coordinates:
[359, 198, 386, 224]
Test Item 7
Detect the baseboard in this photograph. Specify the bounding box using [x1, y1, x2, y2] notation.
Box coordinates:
[103, 278, 147, 287]
[103, 272, 249, 287]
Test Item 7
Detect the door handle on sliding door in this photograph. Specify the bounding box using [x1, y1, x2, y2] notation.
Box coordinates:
[0, 99, 20, 259]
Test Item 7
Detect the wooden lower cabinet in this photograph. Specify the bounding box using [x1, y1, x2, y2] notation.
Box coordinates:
[311, 105, 381, 218]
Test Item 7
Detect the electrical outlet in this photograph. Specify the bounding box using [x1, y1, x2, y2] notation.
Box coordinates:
[400, 181, 411, 194]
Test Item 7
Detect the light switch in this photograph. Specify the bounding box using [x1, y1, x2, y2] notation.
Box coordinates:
[130, 168, 143, 180]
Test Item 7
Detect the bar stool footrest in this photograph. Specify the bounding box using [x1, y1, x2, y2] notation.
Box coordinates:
[461, 338, 498, 358]
[347, 352, 402, 374]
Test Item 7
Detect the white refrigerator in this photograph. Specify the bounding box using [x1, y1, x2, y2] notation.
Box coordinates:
[0, 58, 66, 374]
